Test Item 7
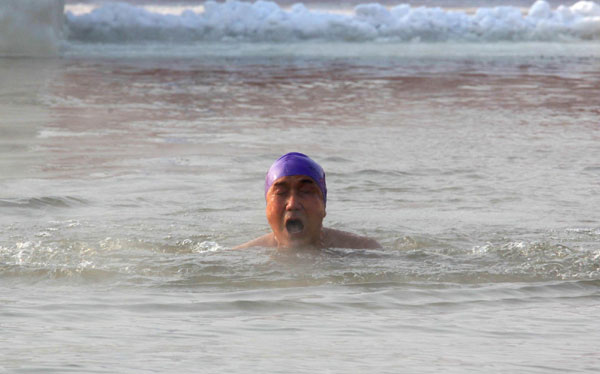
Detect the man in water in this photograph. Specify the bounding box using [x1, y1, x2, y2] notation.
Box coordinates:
[236, 152, 381, 250]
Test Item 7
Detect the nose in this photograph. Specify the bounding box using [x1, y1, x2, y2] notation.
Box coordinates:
[285, 190, 302, 211]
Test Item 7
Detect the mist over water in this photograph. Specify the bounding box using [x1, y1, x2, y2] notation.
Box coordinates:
[0, 0, 65, 56]
[1, 0, 600, 373]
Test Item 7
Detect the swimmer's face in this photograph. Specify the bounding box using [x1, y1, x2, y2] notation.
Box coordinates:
[266, 175, 326, 249]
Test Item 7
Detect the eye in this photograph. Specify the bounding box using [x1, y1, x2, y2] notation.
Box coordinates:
[272, 186, 288, 196]
[300, 185, 318, 194]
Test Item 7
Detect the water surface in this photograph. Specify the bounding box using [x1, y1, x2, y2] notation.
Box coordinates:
[1, 2, 600, 372]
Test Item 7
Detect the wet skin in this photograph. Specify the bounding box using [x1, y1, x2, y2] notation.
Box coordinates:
[235, 174, 382, 250]
[266, 175, 326, 249]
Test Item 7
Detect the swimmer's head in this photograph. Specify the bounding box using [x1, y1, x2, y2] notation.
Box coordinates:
[265, 152, 327, 205]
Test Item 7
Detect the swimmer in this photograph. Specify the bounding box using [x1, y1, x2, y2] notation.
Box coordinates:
[235, 152, 381, 250]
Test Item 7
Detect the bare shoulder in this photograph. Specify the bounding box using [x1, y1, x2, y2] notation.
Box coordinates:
[233, 233, 277, 249]
[322, 228, 382, 249]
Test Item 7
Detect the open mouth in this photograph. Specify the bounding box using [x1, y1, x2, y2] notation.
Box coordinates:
[285, 219, 304, 234]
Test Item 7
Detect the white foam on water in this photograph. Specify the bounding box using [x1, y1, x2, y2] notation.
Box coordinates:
[0, 0, 65, 57]
[62, 0, 600, 43]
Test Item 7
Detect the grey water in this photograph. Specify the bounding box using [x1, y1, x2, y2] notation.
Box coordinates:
[2, 39, 600, 372]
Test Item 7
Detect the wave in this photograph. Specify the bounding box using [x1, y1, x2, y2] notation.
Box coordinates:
[2, 233, 599, 287]
[0, 196, 88, 209]
[64, 0, 600, 43]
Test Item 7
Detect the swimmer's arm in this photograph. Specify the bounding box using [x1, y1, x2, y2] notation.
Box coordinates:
[233, 233, 277, 250]
[357, 236, 383, 249]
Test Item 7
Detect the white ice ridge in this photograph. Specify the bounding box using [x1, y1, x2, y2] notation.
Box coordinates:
[0, 0, 65, 56]
[64, 0, 600, 42]
[65, 0, 600, 43]
[2, 1, 598, 56]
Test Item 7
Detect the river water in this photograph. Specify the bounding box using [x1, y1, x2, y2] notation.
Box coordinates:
[1, 1, 600, 373]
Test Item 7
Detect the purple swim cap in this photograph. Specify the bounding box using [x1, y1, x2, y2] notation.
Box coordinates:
[265, 152, 327, 204]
